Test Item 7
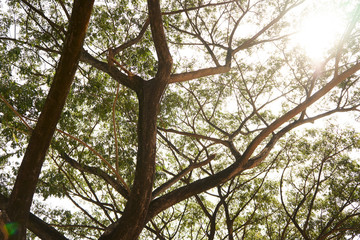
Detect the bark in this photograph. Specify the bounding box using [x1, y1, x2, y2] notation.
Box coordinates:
[3, 0, 358, 239]
[80, 50, 142, 91]
[99, 82, 164, 240]
[147, 61, 360, 221]
[170, 65, 231, 83]
[0, 194, 68, 240]
[98, 0, 172, 239]
[61, 153, 129, 199]
[6, 1, 94, 239]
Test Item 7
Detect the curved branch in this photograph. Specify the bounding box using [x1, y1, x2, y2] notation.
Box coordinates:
[148, 0, 173, 80]
[0, 193, 68, 240]
[111, 19, 150, 56]
[80, 50, 141, 91]
[152, 154, 215, 198]
[60, 153, 129, 199]
[147, 61, 360, 221]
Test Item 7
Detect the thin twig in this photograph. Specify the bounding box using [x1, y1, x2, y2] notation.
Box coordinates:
[112, 83, 121, 173]
[0, 94, 33, 131]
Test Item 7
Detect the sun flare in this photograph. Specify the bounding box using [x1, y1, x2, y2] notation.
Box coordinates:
[292, 9, 347, 62]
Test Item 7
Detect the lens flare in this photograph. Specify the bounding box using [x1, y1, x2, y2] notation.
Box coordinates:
[1, 222, 19, 239]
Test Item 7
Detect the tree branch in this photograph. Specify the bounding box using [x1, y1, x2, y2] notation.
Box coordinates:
[0, 193, 68, 240]
[0, 37, 61, 54]
[148, 0, 173, 80]
[110, 19, 150, 56]
[147, 61, 360, 221]
[152, 154, 215, 198]
[60, 153, 129, 199]
[7, 1, 94, 238]
[170, 65, 231, 83]
[233, 1, 304, 54]
[80, 50, 141, 91]
[162, 1, 236, 16]
[158, 127, 230, 146]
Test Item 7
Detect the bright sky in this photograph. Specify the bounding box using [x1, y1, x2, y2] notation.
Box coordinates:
[290, 2, 349, 63]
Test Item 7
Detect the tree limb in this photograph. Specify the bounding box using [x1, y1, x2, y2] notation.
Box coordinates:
[148, 0, 173, 80]
[170, 65, 231, 83]
[147, 61, 360, 221]
[0, 193, 68, 240]
[80, 50, 141, 91]
[60, 153, 129, 199]
[7, 1, 94, 239]
[152, 154, 216, 198]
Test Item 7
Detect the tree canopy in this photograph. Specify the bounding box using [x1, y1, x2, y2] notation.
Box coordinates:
[0, 0, 360, 239]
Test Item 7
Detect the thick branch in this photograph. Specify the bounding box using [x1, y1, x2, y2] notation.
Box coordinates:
[148, 0, 173, 80]
[245, 106, 360, 169]
[168, 2, 300, 84]
[98, 2, 173, 239]
[147, 62, 360, 221]
[7, 1, 94, 239]
[239, 62, 360, 167]
[80, 50, 141, 91]
[0, 193, 68, 240]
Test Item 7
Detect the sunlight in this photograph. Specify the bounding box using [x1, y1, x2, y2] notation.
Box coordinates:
[291, 9, 347, 62]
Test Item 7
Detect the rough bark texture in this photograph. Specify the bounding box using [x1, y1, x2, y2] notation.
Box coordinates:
[98, 0, 172, 239]
[99, 82, 164, 240]
[6, 1, 94, 239]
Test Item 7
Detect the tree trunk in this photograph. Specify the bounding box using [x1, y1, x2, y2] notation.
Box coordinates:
[98, 0, 173, 237]
[6, 1, 94, 239]
[99, 80, 166, 239]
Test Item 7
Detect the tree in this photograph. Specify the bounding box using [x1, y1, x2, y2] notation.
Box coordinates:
[2, 0, 94, 239]
[0, 0, 359, 239]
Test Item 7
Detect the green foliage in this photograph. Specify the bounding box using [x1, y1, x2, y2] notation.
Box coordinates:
[1, 0, 360, 239]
